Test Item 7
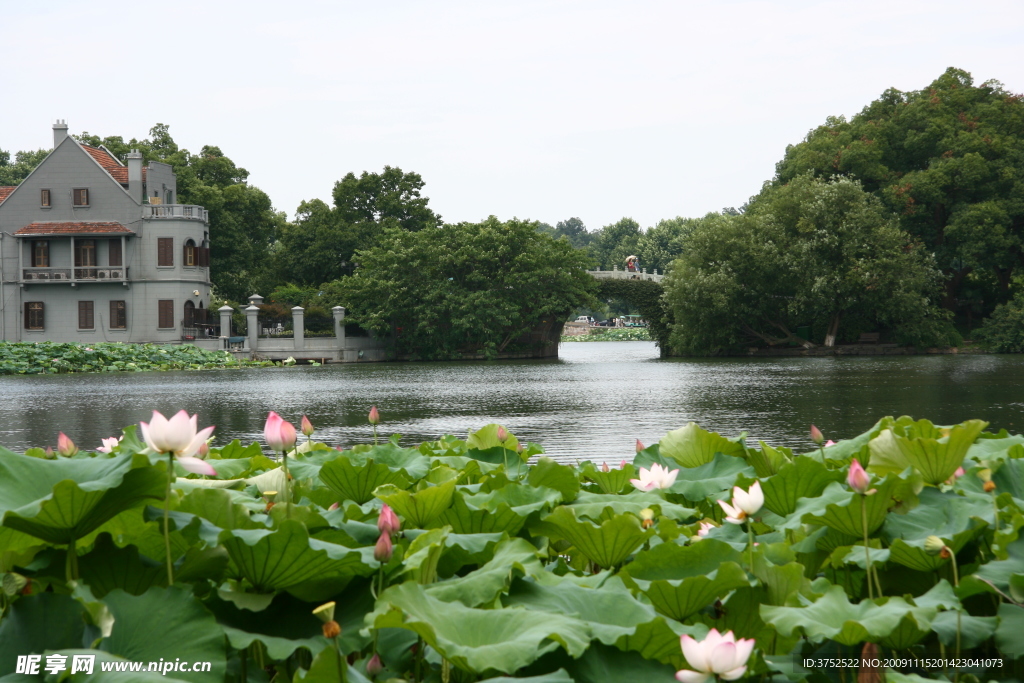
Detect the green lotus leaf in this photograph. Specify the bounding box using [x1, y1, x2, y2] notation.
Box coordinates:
[291, 444, 429, 480]
[467, 424, 522, 453]
[751, 551, 812, 606]
[801, 477, 904, 537]
[658, 422, 745, 468]
[527, 458, 580, 502]
[882, 487, 990, 571]
[320, 458, 413, 504]
[931, 610, 998, 649]
[961, 536, 1024, 599]
[568, 491, 695, 523]
[293, 646, 372, 683]
[996, 603, 1024, 659]
[760, 581, 957, 646]
[219, 520, 377, 592]
[867, 418, 987, 485]
[460, 482, 563, 516]
[532, 506, 652, 569]
[0, 593, 92, 674]
[669, 454, 756, 503]
[477, 671, 574, 683]
[965, 433, 1024, 463]
[579, 461, 637, 494]
[76, 533, 165, 597]
[367, 582, 589, 675]
[401, 527, 449, 584]
[0, 451, 166, 544]
[760, 456, 845, 516]
[524, 642, 679, 683]
[174, 487, 263, 532]
[616, 616, 699, 668]
[98, 586, 225, 681]
[619, 539, 749, 621]
[427, 538, 543, 606]
[748, 441, 793, 478]
[433, 492, 527, 534]
[374, 479, 456, 528]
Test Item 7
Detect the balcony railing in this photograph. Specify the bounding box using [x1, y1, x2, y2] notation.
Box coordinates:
[23, 267, 128, 282]
[181, 322, 221, 341]
[143, 204, 209, 223]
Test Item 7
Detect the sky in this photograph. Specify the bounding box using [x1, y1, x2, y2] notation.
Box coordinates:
[2, 0, 1022, 232]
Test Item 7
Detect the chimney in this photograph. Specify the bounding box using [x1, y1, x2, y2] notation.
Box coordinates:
[126, 150, 144, 203]
[52, 119, 68, 148]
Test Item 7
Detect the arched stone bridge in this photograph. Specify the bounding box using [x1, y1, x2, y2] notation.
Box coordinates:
[587, 267, 664, 283]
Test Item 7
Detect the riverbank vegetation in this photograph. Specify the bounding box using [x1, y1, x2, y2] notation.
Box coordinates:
[562, 327, 651, 342]
[0, 342, 272, 375]
[1, 412, 1022, 681]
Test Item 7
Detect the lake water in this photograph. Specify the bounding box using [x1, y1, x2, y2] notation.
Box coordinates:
[2, 342, 1022, 462]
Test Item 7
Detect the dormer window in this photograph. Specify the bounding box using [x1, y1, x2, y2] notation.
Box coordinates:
[40, 189, 51, 207]
[73, 189, 89, 206]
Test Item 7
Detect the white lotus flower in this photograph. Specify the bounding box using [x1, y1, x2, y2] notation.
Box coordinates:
[97, 436, 121, 453]
[676, 628, 755, 683]
[630, 463, 679, 491]
[692, 521, 715, 541]
[140, 410, 217, 476]
[717, 481, 763, 525]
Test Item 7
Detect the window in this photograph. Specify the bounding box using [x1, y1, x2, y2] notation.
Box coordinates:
[40, 189, 51, 207]
[24, 302, 44, 330]
[108, 239, 122, 267]
[157, 237, 173, 266]
[110, 300, 126, 329]
[158, 300, 174, 329]
[184, 239, 196, 266]
[165, 189, 173, 205]
[78, 301, 94, 330]
[74, 240, 96, 267]
[73, 189, 89, 206]
[32, 241, 49, 267]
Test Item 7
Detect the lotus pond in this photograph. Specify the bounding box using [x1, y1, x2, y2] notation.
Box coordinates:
[1, 413, 1023, 682]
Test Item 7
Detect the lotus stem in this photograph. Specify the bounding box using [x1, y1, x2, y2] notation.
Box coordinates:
[335, 638, 347, 683]
[281, 448, 292, 520]
[747, 523, 755, 572]
[372, 424, 378, 446]
[861, 494, 873, 601]
[65, 537, 78, 583]
[949, 549, 961, 660]
[164, 452, 175, 585]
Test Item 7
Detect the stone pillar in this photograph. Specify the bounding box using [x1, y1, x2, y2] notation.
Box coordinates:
[218, 305, 234, 348]
[292, 306, 305, 350]
[333, 306, 346, 349]
[248, 293, 264, 307]
[245, 305, 259, 352]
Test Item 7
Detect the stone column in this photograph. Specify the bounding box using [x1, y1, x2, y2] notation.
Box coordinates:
[292, 306, 305, 350]
[333, 306, 346, 349]
[218, 305, 234, 349]
[245, 305, 259, 352]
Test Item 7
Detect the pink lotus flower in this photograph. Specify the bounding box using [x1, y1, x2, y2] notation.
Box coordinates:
[810, 425, 824, 445]
[377, 504, 401, 535]
[366, 653, 383, 677]
[301, 415, 314, 437]
[601, 461, 611, 473]
[140, 410, 217, 475]
[630, 463, 679, 491]
[824, 440, 836, 447]
[692, 521, 714, 541]
[620, 459, 628, 469]
[496, 426, 509, 443]
[677, 629, 755, 683]
[718, 481, 764, 525]
[97, 436, 120, 454]
[57, 432, 78, 457]
[374, 532, 393, 563]
[368, 406, 380, 425]
[264, 411, 297, 452]
[636, 439, 645, 453]
[328, 502, 341, 511]
[945, 467, 966, 485]
[847, 459, 871, 494]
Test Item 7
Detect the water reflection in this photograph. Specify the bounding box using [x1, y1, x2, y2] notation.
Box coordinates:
[2, 342, 1022, 462]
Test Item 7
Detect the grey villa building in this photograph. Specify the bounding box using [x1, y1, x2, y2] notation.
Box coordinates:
[0, 122, 212, 343]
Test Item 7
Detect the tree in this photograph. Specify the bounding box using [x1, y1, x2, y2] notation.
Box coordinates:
[327, 217, 597, 359]
[663, 176, 955, 355]
[775, 67, 1024, 313]
[590, 217, 642, 269]
[278, 167, 440, 285]
[636, 216, 695, 273]
[0, 149, 49, 186]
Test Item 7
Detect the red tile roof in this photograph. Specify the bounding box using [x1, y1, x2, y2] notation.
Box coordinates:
[82, 145, 145, 184]
[15, 221, 134, 236]
[0, 186, 15, 204]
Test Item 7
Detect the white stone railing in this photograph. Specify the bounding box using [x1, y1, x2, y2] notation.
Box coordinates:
[587, 267, 664, 283]
[143, 204, 209, 223]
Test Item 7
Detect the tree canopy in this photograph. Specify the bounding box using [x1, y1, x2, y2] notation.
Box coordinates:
[327, 217, 597, 359]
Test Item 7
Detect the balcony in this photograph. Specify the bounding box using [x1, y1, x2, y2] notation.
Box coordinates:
[143, 204, 209, 223]
[22, 267, 128, 283]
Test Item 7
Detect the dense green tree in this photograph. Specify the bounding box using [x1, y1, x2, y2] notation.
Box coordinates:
[663, 176, 954, 355]
[636, 216, 695, 273]
[589, 217, 642, 269]
[0, 149, 49, 186]
[536, 217, 594, 250]
[326, 217, 597, 359]
[278, 167, 439, 285]
[775, 67, 1024, 311]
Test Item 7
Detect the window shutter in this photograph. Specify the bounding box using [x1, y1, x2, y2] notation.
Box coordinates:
[23, 302, 29, 328]
[109, 239, 122, 267]
[183, 242, 189, 265]
[78, 301, 94, 330]
[110, 300, 126, 329]
[158, 300, 174, 328]
[158, 238, 173, 266]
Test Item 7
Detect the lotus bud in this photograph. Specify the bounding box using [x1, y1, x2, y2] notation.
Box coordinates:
[366, 653, 384, 676]
[636, 439, 645, 453]
[374, 532, 393, 563]
[377, 504, 401, 535]
[328, 502, 341, 511]
[639, 508, 655, 529]
[810, 425, 824, 445]
[516, 442, 524, 454]
[312, 601, 336, 623]
[368, 406, 380, 425]
[496, 426, 509, 444]
[45, 446, 55, 459]
[601, 461, 610, 473]
[620, 459, 628, 469]
[57, 432, 78, 457]
[924, 535, 945, 556]
[847, 459, 871, 494]
[301, 415, 314, 437]
[197, 441, 209, 458]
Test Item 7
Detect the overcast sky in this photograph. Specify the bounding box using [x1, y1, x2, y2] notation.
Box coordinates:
[2, 0, 1021, 231]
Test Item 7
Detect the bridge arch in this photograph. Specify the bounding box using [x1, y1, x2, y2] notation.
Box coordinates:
[594, 277, 670, 354]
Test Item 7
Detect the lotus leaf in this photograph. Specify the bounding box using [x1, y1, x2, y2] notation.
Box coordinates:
[882, 487, 990, 571]
[760, 457, 844, 516]
[868, 418, 987, 485]
[527, 458, 580, 502]
[579, 461, 636, 494]
[533, 506, 652, 569]
[658, 422, 745, 468]
[433, 492, 528, 534]
[568, 491, 695, 522]
[374, 479, 456, 528]
[748, 441, 792, 477]
[467, 423, 522, 453]
[801, 477, 904, 537]
[931, 610, 998, 649]
[0, 593, 92, 674]
[367, 582, 590, 675]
